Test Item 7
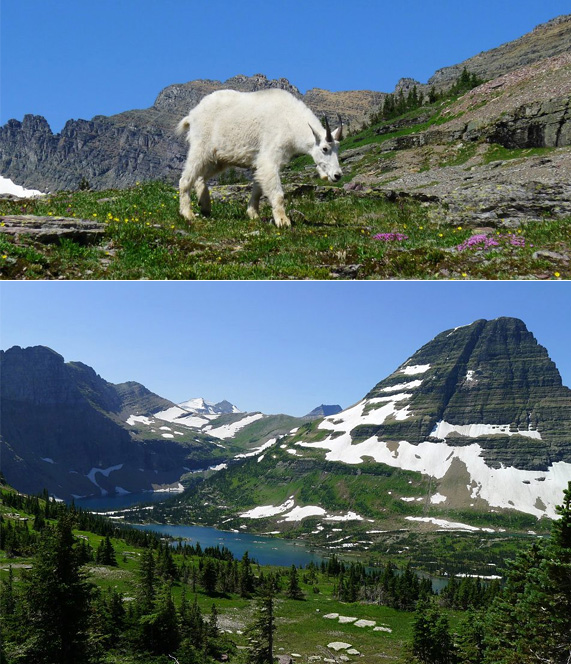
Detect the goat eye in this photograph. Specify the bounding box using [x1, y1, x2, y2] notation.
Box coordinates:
[322, 146, 329, 153]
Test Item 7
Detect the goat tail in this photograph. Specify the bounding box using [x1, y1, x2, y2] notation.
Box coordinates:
[176, 116, 191, 138]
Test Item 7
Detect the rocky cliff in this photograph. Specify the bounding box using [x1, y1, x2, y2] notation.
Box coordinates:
[0, 346, 227, 499]
[429, 14, 571, 88]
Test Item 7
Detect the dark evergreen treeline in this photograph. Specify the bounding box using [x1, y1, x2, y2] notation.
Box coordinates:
[369, 67, 486, 125]
[0, 488, 159, 552]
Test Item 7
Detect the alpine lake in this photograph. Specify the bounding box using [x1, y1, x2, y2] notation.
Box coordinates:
[74, 492, 449, 591]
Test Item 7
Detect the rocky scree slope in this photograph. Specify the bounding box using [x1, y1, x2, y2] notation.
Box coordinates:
[163, 318, 571, 534]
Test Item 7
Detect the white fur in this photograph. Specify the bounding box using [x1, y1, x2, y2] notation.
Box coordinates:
[177, 89, 343, 227]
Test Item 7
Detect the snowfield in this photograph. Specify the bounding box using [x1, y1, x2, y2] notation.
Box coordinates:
[0, 175, 44, 197]
[296, 433, 570, 518]
[400, 363, 431, 375]
[205, 413, 264, 439]
[431, 420, 542, 440]
[318, 395, 412, 434]
[240, 496, 363, 523]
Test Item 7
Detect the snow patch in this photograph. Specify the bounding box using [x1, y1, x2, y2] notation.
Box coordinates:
[325, 511, 363, 522]
[430, 493, 447, 504]
[400, 363, 430, 375]
[41, 457, 55, 463]
[162, 433, 174, 439]
[318, 394, 412, 433]
[406, 516, 484, 531]
[127, 415, 153, 426]
[207, 413, 264, 439]
[86, 464, 124, 495]
[431, 420, 542, 440]
[381, 380, 422, 392]
[235, 437, 278, 459]
[297, 433, 569, 518]
[240, 496, 296, 519]
[0, 175, 44, 197]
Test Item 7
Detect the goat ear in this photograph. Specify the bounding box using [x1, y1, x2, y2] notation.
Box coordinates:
[309, 123, 322, 144]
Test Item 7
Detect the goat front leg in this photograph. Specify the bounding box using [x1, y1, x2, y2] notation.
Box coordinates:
[256, 164, 291, 228]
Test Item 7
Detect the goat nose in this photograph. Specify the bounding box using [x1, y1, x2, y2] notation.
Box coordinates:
[334, 172, 342, 181]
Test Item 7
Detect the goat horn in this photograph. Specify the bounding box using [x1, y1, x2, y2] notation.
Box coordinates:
[324, 116, 333, 143]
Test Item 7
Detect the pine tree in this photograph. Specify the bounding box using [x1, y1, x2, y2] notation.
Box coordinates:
[20, 514, 94, 664]
[239, 551, 256, 597]
[137, 546, 156, 614]
[96, 534, 117, 566]
[140, 583, 180, 655]
[412, 599, 455, 664]
[201, 557, 218, 595]
[286, 564, 304, 600]
[245, 577, 277, 664]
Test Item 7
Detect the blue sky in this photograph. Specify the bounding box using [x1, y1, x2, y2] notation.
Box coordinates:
[1, 281, 569, 416]
[1, 1, 569, 133]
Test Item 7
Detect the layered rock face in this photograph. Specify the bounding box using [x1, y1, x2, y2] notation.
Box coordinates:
[0, 346, 225, 499]
[292, 318, 570, 518]
[365, 318, 570, 469]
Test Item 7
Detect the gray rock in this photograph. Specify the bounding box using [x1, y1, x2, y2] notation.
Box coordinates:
[0, 215, 105, 244]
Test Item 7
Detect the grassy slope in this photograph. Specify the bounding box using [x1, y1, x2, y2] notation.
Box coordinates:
[1, 99, 569, 279]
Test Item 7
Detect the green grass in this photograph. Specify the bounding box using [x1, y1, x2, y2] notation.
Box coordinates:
[482, 144, 556, 164]
[1, 181, 569, 279]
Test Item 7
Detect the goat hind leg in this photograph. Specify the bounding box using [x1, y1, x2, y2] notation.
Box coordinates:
[247, 182, 263, 219]
[179, 158, 202, 221]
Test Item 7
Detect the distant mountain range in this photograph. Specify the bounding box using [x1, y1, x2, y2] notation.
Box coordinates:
[0, 346, 326, 499]
[149, 317, 571, 540]
[0, 14, 569, 192]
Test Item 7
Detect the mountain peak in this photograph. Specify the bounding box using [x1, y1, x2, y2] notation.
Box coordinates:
[305, 404, 343, 419]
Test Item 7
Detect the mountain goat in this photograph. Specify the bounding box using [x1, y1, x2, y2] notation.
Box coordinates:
[176, 89, 343, 228]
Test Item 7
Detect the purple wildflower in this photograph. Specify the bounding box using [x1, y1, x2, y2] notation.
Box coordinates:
[457, 233, 525, 252]
[373, 232, 409, 242]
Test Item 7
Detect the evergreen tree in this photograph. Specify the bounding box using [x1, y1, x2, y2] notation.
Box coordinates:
[201, 557, 218, 595]
[455, 609, 485, 664]
[20, 514, 94, 664]
[412, 600, 455, 664]
[286, 564, 304, 600]
[95, 534, 117, 566]
[245, 577, 277, 664]
[239, 551, 256, 597]
[137, 546, 156, 614]
[140, 583, 180, 655]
